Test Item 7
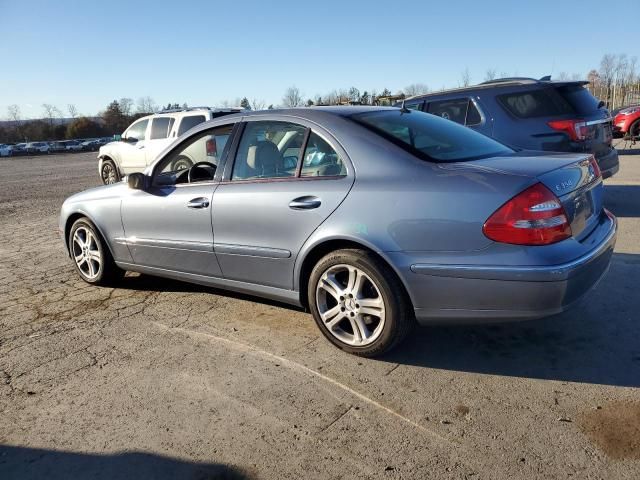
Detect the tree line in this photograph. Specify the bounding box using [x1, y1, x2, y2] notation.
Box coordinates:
[0, 97, 184, 143]
[3, 52, 638, 144]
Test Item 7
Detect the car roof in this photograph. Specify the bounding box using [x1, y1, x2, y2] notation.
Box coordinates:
[403, 77, 590, 101]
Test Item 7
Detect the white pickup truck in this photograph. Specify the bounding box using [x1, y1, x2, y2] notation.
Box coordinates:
[97, 107, 242, 184]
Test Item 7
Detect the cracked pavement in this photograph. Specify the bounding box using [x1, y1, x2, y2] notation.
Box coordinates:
[1, 148, 639, 479]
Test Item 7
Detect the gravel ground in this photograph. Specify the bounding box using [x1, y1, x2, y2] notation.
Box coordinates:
[1, 145, 639, 479]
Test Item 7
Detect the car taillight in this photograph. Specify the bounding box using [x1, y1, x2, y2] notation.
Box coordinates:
[547, 119, 588, 141]
[483, 182, 572, 245]
[205, 138, 216, 156]
[586, 154, 601, 180]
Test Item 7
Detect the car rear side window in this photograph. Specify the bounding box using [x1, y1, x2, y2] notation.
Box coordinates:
[232, 121, 306, 180]
[427, 98, 482, 126]
[178, 115, 206, 136]
[351, 109, 513, 162]
[150, 117, 172, 139]
[404, 101, 424, 111]
[300, 132, 347, 177]
[498, 88, 574, 118]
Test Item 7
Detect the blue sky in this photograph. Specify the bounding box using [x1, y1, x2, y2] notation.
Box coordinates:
[0, 0, 634, 119]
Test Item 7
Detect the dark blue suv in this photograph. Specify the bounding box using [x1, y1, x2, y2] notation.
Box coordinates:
[398, 77, 619, 178]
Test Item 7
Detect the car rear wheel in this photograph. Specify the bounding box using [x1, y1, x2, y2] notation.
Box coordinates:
[69, 218, 124, 286]
[172, 155, 193, 171]
[308, 249, 414, 357]
[101, 159, 120, 184]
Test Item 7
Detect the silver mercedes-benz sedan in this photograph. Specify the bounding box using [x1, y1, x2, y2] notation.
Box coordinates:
[59, 107, 616, 357]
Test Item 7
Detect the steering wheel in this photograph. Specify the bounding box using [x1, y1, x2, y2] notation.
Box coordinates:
[187, 161, 216, 183]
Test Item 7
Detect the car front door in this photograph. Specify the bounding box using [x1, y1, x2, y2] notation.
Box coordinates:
[119, 119, 150, 174]
[120, 124, 236, 277]
[211, 118, 354, 289]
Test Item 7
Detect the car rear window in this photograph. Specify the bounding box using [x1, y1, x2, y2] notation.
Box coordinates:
[498, 88, 574, 118]
[555, 84, 601, 115]
[351, 110, 513, 162]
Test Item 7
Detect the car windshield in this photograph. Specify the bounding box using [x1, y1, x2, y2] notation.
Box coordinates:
[351, 109, 513, 162]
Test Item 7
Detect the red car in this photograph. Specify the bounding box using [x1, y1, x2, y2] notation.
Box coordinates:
[613, 105, 640, 138]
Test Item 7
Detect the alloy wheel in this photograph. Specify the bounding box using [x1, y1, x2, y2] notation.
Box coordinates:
[102, 163, 117, 184]
[315, 264, 386, 346]
[72, 226, 101, 280]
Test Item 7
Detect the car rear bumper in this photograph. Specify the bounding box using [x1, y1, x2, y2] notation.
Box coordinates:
[400, 213, 616, 325]
[597, 148, 619, 179]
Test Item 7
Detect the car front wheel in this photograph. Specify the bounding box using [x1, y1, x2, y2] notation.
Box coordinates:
[69, 218, 124, 286]
[308, 249, 414, 357]
[101, 159, 120, 184]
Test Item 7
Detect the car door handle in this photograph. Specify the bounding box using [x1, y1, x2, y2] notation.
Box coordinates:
[187, 197, 210, 209]
[289, 196, 321, 210]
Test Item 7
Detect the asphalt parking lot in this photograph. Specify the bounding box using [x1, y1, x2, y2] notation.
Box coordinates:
[1, 145, 639, 479]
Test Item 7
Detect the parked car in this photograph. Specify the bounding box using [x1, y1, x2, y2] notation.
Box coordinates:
[49, 141, 67, 153]
[12, 143, 27, 155]
[63, 140, 83, 152]
[612, 105, 640, 138]
[97, 107, 243, 184]
[398, 77, 619, 178]
[25, 142, 50, 154]
[81, 139, 100, 151]
[60, 107, 616, 357]
[0, 144, 14, 157]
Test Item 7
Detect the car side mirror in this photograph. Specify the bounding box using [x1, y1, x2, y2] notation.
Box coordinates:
[127, 172, 147, 190]
[123, 136, 137, 143]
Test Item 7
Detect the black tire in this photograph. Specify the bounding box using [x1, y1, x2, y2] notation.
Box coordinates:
[629, 119, 640, 139]
[101, 159, 120, 185]
[308, 248, 414, 357]
[68, 218, 124, 286]
[172, 155, 193, 171]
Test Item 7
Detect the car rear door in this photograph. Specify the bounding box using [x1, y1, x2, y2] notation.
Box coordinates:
[146, 116, 175, 165]
[211, 117, 354, 289]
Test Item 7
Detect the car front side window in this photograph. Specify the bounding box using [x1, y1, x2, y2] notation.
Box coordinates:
[124, 119, 149, 142]
[153, 125, 234, 186]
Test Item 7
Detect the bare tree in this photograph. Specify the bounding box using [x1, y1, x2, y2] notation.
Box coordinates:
[136, 96, 157, 114]
[68, 104, 79, 118]
[7, 104, 21, 123]
[460, 68, 471, 87]
[250, 98, 266, 111]
[403, 83, 429, 97]
[599, 54, 616, 107]
[484, 68, 497, 82]
[282, 86, 303, 107]
[119, 97, 134, 117]
[42, 103, 56, 129]
[557, 71, 569, 80]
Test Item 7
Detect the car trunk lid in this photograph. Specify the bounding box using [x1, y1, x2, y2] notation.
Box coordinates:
[465, 152, 603, 241]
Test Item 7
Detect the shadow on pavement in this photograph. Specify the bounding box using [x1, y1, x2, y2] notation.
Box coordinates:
[604, 184, 640, 217]
[0, 445, 250, 480]
[382, 253, 640, 388]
